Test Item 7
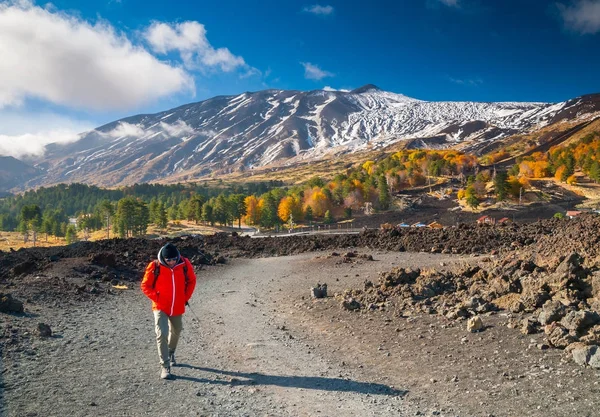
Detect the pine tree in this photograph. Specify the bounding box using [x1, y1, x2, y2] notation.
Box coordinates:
[494, 172, 509, 201]
[65, 225, 78, 244]
[378, 175, 390, 210]
[305, 206, 313, 223]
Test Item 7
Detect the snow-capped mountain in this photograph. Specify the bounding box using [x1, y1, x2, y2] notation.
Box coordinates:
[32, 86, 600, 187]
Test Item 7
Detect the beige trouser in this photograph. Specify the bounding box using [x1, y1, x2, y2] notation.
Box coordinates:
[153, 310, 183, 368]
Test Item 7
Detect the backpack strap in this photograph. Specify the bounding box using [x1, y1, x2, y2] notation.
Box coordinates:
[183, 262, 189, 293]
[152, 260, 160, 289]
[152, 259, 189, 290]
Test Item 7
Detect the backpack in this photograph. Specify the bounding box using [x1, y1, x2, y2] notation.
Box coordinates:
[152, 259, 189, 291]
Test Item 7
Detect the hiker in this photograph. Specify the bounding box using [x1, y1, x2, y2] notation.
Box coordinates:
[141, 243, 197, 380]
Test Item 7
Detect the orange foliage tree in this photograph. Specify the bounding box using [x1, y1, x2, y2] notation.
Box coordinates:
[303, 187, 330, 217]
[243, 196, 261, 225]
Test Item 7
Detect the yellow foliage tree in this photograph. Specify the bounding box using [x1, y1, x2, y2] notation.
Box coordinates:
[277, 196, 294, 223]
[518, 176, 531, 189]
[555, 166, 566, 182]
[566, 175, 577, 185]
[533, 160, 549, 178]
[362, 161, 375, 175]
[303, 187, 330, 217]
[243, 196, 261, 225]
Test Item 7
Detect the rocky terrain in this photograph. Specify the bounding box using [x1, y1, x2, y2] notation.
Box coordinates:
[2, 215, 600, 415]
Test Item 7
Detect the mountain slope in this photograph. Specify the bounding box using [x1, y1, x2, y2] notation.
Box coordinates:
[29, 86, 600, 188]
[0, 156, 41, 192]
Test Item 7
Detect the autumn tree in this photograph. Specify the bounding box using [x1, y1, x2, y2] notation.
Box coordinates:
[243, 195, 261, 225]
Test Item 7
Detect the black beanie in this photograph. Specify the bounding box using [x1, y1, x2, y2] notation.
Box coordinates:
[161, 243, 179, 260]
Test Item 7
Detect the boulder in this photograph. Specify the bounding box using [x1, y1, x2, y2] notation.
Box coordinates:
[580, 325, 600, 345]
[571, 344, 600, 369]
[538, 300, 567, 325]
[467, 316, 483, 332]
[0, 293, 24, 313]
[545, 323, 577, 349]
[37, 323, 52, 337]
[561, 310, 600, 334]
[310, 283, 328, 299]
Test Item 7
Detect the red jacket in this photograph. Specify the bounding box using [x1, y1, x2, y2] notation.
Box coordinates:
[140, 257, 197, 316]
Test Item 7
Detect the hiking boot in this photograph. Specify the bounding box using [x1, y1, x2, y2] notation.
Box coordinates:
[169, 351, 177, 366]
[160, 366, 173, 380]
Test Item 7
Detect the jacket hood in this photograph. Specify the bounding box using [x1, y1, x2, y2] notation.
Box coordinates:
[157, 244, 182, 267]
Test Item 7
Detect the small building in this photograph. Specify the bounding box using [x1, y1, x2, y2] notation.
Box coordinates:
[497, 217, 513, 225]
[411, 222, 427, 228]
[427, 221, 444, 229]
[397, 223, 410, 228]
[566, 210, 582, 219]
[476, 215, 495, 225]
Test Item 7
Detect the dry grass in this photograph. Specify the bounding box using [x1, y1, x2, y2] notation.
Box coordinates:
[0, 232, 68, 251]
[0, 221, 229, 251]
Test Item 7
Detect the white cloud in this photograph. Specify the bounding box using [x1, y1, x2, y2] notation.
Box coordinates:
[106, 122, 146, 139]
[323, 86, 349, 92]
[159, 120, 195, 137]
[558, 0, 600, 34]
[301, 62, 334, 80]
[0, 110, 95, 158]
[0, 2, 194, 111]
[104, 120, 196, 140]
[303, 4, 334, 16]
[0, 130, 84, 158]
[144, 21, 256, 74]
[449, 76, 483, 86]
[438, 0, 459, 6]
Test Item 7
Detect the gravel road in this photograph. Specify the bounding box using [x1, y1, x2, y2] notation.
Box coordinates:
[1, 253, 425, 417]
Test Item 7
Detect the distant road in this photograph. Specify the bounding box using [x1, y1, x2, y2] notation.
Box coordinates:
[251, 224, 360, 238]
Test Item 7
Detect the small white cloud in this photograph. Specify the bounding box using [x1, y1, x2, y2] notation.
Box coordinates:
[449, 76, 483, 86]
[104, 120, 196, 140]
[558, 0, 600, 34]
[323, 86, 349, 92]
[303, 4, 334, 16]
[106, 122, 146, 139]
[438, 0, 459, 6]
[144, 21, 258, 75]
[301, 62, 334, 80]
[159, 120, 195, 137]
[0, 2, 193, 111]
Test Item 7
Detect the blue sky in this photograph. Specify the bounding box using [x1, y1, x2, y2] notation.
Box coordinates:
[1, 0, 600, 157]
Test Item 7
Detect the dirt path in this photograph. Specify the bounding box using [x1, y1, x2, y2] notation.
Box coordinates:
[3, 250, 599, 417]
[1, 253, 424, 417]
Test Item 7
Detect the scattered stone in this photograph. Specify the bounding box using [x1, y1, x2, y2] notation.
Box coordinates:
[341, 298, 361, 311]
[520, 318, 538, 335]
[467, 316, 483, 333]
[310, 283, 328, 299]
[37, 323, 52, 337]
[0, 293, 24, 313]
